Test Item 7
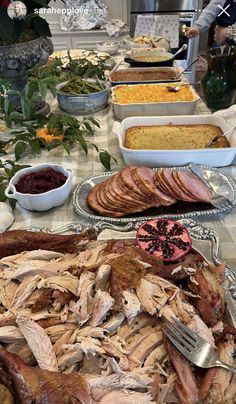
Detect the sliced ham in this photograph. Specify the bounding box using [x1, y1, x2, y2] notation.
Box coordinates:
[172, 171, 197, 202]
[87, 166, 213, 218]
[118, 166, 150, 203]
[177, 171, 212, 203]
[161, 170, 192, 202]
[132, 167, 175, 206]
[87, 183, 125, 217]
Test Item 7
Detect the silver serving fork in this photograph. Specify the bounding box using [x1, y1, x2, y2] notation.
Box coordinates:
[189, 163, 232, 208]
[164, 317, 236, 374]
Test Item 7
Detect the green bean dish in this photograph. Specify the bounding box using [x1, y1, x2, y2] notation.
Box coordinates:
[60, 78, 105, 96]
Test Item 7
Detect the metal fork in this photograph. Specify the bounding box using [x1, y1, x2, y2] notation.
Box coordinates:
[164, 317, 236, 374]
[189, 163, 232, 208]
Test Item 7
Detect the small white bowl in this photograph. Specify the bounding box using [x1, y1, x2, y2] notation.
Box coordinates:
[96, 41, 120, 55]
[5, 164, 73, 211]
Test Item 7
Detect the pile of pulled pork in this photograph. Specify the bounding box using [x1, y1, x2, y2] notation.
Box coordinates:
[0, 230, 235, 404]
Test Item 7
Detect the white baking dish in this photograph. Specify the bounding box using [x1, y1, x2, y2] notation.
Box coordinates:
[113, 115, 236, 167]
[111, 84, 200, 120]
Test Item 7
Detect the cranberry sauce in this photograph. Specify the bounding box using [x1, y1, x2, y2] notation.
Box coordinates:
[15, 168, 67, 194]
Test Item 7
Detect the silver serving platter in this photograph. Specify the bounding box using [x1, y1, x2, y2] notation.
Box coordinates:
[73, 165, 236, 224]
[23, 218, 236, 325]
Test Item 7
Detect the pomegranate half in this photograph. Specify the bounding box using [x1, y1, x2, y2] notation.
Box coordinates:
[136, 219, 192, 262]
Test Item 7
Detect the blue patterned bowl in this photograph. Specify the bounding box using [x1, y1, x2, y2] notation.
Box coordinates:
[56, 80, 110, 115]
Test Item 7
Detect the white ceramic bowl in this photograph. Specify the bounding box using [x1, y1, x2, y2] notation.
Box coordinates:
[5, 164, 73, 211]
[113, 115, 236, 167]
[96, 41, 120, 55]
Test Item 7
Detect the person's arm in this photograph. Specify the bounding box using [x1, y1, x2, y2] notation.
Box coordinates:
[185, 0, 227, 38]
[195, 0, 227, 32]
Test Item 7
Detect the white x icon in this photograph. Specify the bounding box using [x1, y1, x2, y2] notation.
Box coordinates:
[217, 4, 231, 17]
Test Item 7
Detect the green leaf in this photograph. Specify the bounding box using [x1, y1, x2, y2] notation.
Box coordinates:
[86, 117, 100, 128]
[29, 139, 41, 156]
[62, 142, 71, 155]
[77, 135, 88, 154]
[38, 81, 48, 99]
[47, 82, 57, 98]
[24, 83, 35, 99]
[4, 98, 14, 116]
[99, 151, 111, 171]
[0, 183, 7, 202]
[83, 121, 93, 133]
[9, 112, 24, 122]
[20, 95, 32, 120]
[15, 141, 28, 161]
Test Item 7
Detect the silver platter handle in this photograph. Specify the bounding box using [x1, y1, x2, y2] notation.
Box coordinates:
[23, 222, 139, 235]
[24, 219, 236, 300]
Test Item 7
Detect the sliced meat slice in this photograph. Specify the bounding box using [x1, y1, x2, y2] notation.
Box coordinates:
[133, 167, 175, 206]
[117, 175, 151, 206]
[102, 177, 130, 210]
[106, 175, 144, 209]
[177, 171, 212, 203]
[119, 166, 149, 203]
[96, 181, 127, 213]
[96, 180, 116, 210]
[162, 170, 193, 202]
[172, 171, 197, 202]
[87, 183, 125, 217]
[154, 171, 177, 200]
[105, 175, 154, 215]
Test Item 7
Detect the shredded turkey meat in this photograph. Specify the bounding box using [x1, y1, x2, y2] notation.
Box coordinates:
[0, 235, 233, 404]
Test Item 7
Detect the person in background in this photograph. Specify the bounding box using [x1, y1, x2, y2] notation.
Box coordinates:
[185, 0, 236, 44]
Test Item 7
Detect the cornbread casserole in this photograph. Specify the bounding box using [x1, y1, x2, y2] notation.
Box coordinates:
[125, 124, 230, 150]
[113, 84, 195, 104]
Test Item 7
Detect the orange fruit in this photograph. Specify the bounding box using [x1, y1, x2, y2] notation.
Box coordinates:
[36, 128, 64, 144]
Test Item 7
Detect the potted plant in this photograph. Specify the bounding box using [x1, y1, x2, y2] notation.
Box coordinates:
[0, 0, 57, 93]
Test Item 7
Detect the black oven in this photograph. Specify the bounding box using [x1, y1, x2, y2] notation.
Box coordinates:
[130, 0, 203, 78]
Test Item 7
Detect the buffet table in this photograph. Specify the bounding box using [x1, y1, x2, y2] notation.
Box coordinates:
[4, 92, 236, 270]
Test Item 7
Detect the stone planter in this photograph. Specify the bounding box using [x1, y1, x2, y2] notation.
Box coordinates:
[0, 37, 53, 92]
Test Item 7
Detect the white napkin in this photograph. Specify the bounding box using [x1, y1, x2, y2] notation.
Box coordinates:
[213, 105, 236, 125]
[213, 105, 236, 147]
[101, 19, 128, 37]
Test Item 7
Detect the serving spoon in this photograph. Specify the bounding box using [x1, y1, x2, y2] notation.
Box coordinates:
[167, 81, 200, 92]
[205, 125, 236, 147]
[173, 58, 199, 80]
[172, 44, 188, 59]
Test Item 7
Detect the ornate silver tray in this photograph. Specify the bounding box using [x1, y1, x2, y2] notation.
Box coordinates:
[25, 218, 236, 325]
[73, 165, 236, 224]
